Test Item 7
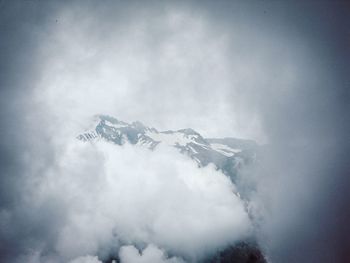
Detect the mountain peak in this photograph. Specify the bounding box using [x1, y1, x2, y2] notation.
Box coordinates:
[98, 114, 128, 125]
[177, 128, 200, 135]
[77, 115, 258, 184]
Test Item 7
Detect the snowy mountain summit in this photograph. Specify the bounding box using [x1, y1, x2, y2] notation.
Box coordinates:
[77, 115, 258, 183]
[77, 115, 266, 263]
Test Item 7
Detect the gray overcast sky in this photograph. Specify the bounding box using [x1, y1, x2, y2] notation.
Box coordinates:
[0, 1, 349, 263]
[1, 0, 349, 142]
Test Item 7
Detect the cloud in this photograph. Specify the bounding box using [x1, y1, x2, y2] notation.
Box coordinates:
[69, 255, 103, 263]
[1, 3, 256, 261]
[0, 1, 348, 263]
[119, 244, 184, 263]
[2, 135, 250, 262]
[31, 2, 267, 142]
[42, 140, 250, 261]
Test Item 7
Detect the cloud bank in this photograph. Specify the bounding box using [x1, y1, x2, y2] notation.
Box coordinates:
[8, 138, 250, 262]
[0, 1, 348, 263]
[119, 244, 184, 263]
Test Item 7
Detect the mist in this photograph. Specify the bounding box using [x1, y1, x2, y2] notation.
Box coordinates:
[0, 1, 349, 263]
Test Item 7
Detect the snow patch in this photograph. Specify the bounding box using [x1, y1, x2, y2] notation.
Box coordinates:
[210, 143, 242, 157]
[146, 131, 193, 147]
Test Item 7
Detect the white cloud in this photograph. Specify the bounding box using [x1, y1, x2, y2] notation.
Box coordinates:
[34, 139, 250, 261]
[23, 9, 255, 261]
[32, 5, 268, 142]
[69, 255, 102, 263]
[15, 2, 327, 262]
[119, 244, 184, 263]
[1, 1, 344, 263]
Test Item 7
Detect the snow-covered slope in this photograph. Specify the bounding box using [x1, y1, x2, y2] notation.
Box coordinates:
[77, 115, 258, 183]
[77, 115, 266, 263]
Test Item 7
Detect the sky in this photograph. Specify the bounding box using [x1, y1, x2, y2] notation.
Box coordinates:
[0, 1, 349, 263]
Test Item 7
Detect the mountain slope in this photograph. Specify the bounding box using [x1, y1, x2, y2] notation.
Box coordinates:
[77, 114, 258, 183]
[77, 114, 266, 263]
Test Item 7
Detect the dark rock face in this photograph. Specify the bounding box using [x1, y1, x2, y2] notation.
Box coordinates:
[204, 242, 267, 263]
